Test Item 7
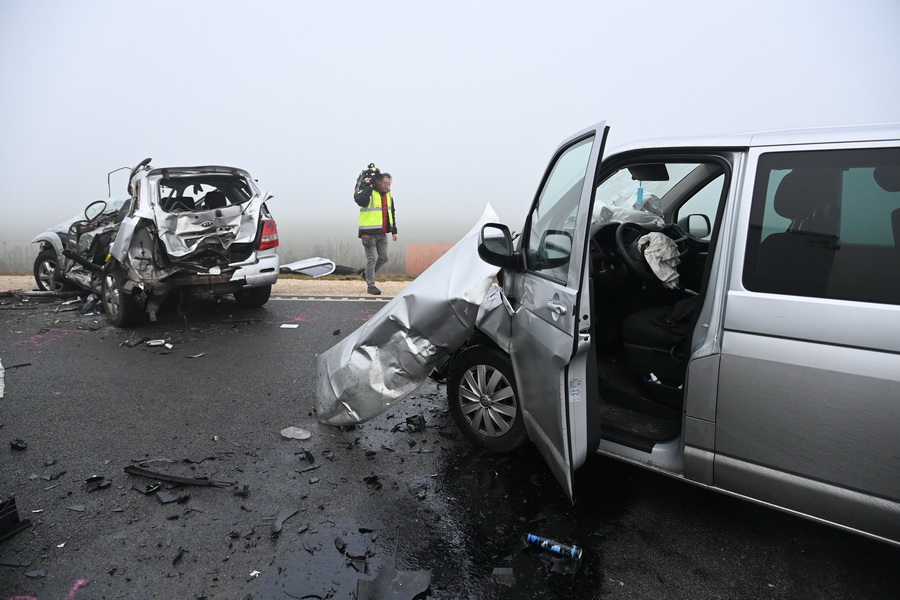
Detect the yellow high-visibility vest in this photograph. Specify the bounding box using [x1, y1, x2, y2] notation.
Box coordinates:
[358, 191, 394, 234]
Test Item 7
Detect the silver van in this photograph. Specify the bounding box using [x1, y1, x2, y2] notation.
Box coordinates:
[444, 122, 900, 546]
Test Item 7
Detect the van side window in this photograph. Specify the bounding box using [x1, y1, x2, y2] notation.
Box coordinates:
[743, 148, 900, 305]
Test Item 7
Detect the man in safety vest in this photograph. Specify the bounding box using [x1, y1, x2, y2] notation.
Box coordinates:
[354, 171, 397, 295]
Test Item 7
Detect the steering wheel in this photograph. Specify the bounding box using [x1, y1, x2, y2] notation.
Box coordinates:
[614, 222, 659, 284]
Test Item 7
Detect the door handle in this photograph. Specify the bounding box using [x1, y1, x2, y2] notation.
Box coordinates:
[547, 300, 567, 315]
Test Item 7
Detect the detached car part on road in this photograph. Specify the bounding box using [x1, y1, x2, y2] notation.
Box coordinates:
[318, 121, 900, 548]
[32, 158, 280, 326]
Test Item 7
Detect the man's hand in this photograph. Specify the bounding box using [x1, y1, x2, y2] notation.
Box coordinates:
[392, 234, 398, 241]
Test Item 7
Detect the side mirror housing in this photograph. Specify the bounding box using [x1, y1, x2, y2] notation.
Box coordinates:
[682, 213, 711, 238]
[478, 223, 519, 269]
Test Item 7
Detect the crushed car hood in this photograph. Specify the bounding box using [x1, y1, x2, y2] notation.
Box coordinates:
[315, 205, 501, 425]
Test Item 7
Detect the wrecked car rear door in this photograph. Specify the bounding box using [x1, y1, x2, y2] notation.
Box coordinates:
[504, 124, 607, 499]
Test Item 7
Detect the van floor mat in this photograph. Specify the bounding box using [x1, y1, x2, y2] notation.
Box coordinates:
[598, 403, 679, 441]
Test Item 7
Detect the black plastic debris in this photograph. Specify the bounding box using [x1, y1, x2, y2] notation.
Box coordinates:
[41, 470, 66, 482]
[233, 484, 250, 498]
[390, 415, 426, 433]
[0, 497, 33, 543]
[84, 475, 111, 492]
[132, 482, 162, 495]
[156, 491, 178, 504]
[358, 521, 385, 534]
[296, 448, 315, 464]
[348, 551, 370, 573]
[333, 329, 341, 335]
[124, 464, 234, 488]
[334, 536, 348, 554]
[363, 475, 382, 491]
[10, 439, 27, 451]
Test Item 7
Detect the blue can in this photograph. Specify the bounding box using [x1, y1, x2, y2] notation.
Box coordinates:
[525, 533, 583, 559]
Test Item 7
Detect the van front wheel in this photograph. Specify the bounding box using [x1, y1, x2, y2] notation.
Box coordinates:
[448, 347, 526, 453]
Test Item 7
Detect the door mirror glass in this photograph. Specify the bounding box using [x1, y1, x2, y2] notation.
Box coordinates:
[537, 230, 573, 268]
[684, 213, 711, 238]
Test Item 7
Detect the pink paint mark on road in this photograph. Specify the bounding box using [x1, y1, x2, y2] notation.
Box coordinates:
[3, 577, 88, 600]
[13, 328, 82, 348]
[356, 309, 379, 322]
[64, 579, 89, 600]
[277, 313, 315, 325]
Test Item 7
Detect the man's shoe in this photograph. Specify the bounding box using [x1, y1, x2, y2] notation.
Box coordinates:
[367, 285, 382, 296]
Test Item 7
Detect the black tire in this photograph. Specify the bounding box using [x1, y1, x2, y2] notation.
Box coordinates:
[102, 265, 141, 327]
[234, 284, 272, 308]
[33, 248, 71, 292]
[448, 346, 527, 453]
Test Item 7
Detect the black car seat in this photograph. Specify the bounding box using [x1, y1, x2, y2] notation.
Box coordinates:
[202, 191, 228, 209]
[753, 168, 840, 297]
[620, 294, 701, 393]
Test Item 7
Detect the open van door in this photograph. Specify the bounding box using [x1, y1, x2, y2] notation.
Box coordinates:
[502, 123, 608, 499]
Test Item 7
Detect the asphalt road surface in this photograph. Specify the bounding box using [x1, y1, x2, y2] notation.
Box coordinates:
[1, 293, 898, 599]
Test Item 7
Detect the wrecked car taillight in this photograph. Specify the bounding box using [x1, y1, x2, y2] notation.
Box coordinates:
[259, 220, 279, 250]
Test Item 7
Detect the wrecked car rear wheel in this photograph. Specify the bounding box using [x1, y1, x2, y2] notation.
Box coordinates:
[102, 265, 141, 327]
[448, 347, 526, 453]
[33, 249, 72, 292]
[234, 284, 272, 308]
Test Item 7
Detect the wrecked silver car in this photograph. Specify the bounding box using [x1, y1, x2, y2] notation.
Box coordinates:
[317, 121, 900, 548]
[32, 158, 280, 326]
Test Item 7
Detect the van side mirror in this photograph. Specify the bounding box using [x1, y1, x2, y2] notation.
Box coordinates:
[683, 213, 711, 238]
[539, 230, 573, 266]
[478, 223, 518, 269]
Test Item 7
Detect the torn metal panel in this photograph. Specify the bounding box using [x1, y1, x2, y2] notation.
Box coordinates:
[316, 205, 500, 425]
[153, 199, 264, 258]
[474, 285, 515, 354]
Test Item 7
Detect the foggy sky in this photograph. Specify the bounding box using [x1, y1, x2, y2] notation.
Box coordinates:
[1, 0, 899, 267]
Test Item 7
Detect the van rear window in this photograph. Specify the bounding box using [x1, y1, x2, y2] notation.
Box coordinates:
[743, 147, 900, 305]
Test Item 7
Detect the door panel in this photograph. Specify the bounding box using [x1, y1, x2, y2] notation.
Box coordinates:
[719, 145, 900, 542]
[506, 123, 607, 499]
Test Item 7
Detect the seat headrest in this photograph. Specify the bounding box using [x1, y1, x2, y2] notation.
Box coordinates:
[774, 169, 833, 220]
[203, 191, 228, 209]
[874, 166, 900, 193]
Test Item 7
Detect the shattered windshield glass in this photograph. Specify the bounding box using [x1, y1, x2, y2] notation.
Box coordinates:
[592, 163, 702, 229]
